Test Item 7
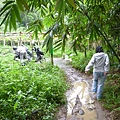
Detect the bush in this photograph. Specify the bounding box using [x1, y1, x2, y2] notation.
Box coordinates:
[0, 50, 69, 120]
[70, 51, 94, 72]
[99, 73, 120, 119]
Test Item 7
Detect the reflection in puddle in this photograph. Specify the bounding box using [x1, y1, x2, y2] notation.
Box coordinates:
[66, 81, 97, 120]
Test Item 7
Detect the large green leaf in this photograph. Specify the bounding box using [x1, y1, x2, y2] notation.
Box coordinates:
[12, 4, 21, 22]
[11, 8, 16, 30]
[0, 1, 14, 14]
[16, 0, 24, 11]
[55, 0, 63, 18]
[42, 35, 50, 48]
[0, 11, 10, 26]
[19, 0, 29, 10]
[67, 0, 76, 8]
[0, 1, 14, 26]
[48, 36, 53, 54]
[61, 33, 66, 52]
[0, 4, 12, 17]
[26, 20, 44, 39]
[9, 15, 12, 31]
[4, 17, 9, 33]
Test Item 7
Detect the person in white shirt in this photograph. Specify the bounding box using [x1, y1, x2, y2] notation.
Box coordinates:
[85, 46, 110, 100]
[13, 46, 28, 64]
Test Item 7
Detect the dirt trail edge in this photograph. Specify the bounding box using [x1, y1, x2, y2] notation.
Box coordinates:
[53, 58, 110, 120]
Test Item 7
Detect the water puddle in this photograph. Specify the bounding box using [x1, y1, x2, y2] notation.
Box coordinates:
[66, 81, 97, 120]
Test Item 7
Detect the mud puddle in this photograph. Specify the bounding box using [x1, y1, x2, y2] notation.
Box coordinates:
[67, 81, 97, 120]
[53, 58, 108, 120]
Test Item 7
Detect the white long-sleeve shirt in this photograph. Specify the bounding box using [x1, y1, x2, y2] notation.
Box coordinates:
[85, 52, 110, 72]
[16, 46, 26, 53]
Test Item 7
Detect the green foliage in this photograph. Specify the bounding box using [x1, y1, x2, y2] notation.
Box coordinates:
[52, 48, 63, 58]
[26, 19, 44, 39]
[101, 73, 120, 119]
[0, 48, 69, 119]
[1, 0, 120, 63]
[0, 0, 28, 33]
[70, 51, 94, 72]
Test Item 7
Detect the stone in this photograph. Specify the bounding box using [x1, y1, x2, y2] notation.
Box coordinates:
[79, 108, 85, 115]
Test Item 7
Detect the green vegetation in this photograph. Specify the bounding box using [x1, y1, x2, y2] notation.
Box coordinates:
[0, 46, 69, 120]
[70, 51, 94, 72]
[101, 73, 120, 119]
[0, 0, 120, 119]
[0, 42, 120, 120]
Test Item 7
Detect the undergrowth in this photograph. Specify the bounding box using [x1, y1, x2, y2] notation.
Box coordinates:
[0, 46, 69, 120]
[70, 51, 94, 72]
[101, 73, 120, 119]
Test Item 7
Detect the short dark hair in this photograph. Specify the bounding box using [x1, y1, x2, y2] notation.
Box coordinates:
[96, 46, 103, 53]
[13, 46, 17, 50]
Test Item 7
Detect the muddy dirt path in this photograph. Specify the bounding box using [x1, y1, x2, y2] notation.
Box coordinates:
[53, 58, 110, 120]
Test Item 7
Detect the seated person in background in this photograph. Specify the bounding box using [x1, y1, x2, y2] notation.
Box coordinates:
[13, 46, 28, 63]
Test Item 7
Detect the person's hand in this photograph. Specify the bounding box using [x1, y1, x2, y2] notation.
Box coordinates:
[104, 72, 109, 76]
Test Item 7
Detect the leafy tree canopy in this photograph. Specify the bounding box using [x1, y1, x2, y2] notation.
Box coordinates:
[0, 0, 120, 63]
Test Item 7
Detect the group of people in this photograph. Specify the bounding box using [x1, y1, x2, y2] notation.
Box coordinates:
[13, 44, 44, 64]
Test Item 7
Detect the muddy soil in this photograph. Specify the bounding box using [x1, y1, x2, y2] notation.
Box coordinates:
[53, 58, 111, 120]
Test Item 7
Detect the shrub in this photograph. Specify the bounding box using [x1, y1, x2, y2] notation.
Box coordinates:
[0, 51, 69, 120]
[70, 51, 94, 72]
[101, 73, 120, 119]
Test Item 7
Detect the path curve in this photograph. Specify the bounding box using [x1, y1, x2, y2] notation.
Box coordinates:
[53, 58, 109, 120]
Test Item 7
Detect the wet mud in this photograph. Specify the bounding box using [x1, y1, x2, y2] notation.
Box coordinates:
[54, 58, 110, 120]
